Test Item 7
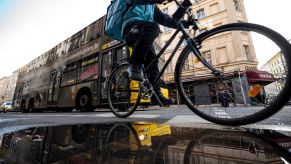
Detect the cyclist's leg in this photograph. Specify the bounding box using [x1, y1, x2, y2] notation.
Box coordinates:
[144, 46, 160, 87]
[144, 47, 173, 105]
[124, 21, 160, 64]
[123, 21, 160, 81]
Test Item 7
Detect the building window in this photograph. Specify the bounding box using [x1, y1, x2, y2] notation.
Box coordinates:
[163, 8, 171, 32]
[203, 51, 212, 64]
[234, 0, 241, 11]
[197, 9, 205, 19]
[216, 47, 228, 64]
[209, 3, 219, 15]
[182, 39, 188, 46]
[199, 28, 207, 34]
[243, 45, 252, 61]
[213, 22, 223, 28]
[168, 60, 173, 73]
[183, 56, 190, 71]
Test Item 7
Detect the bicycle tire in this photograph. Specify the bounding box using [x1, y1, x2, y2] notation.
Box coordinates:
[104, 124, 143, 163]
[107, 63, 141, 118]
[175, 23, 291, 125]
[183, 129, 291, 163]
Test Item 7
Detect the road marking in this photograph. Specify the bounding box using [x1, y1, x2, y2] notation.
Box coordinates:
[165, 115, 211, 126]
[8, 114, 93, 117]
[0, 118, 28, 123]
[94, 113, 160, 118]
[129, 114, 160, 118]
[214, 109, 231, 118]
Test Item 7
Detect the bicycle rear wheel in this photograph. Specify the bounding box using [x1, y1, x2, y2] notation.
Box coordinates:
[175, 23, 291, 125]
[107, 63, 140, 118]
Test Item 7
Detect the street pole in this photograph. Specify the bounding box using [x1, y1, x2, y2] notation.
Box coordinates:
[237, 67, 247, 106]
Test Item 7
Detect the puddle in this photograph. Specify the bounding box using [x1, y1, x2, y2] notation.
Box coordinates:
[0, 122, 290, 163]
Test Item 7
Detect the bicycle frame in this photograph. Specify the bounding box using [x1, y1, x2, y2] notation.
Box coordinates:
[144, 0, 219, 89]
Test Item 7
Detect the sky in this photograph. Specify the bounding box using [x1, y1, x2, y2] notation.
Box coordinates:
[0, 0, 291, 78]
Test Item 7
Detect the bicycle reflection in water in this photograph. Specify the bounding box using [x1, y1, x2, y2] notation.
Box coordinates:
[0, 123, 290, 163]
[104, 123, 291, 164]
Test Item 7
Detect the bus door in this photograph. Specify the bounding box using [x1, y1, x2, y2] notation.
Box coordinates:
[100, 50, 113, 103]
[100, 45, 129, 103]
[48, 69, 62, 106]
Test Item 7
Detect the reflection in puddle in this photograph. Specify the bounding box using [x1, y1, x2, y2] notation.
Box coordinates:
[0, 122, 290, 163]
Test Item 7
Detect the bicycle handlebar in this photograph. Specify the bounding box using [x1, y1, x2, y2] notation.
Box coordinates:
[172, 0, 193, 20]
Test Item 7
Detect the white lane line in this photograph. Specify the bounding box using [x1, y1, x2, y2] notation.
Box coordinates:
[7, 113, 160, 118]
[214, 109, 231, 118]
[94, 113, 160, 118]
[129, 114, 160, 118]
[7, 114, 91, 117]
[165, 115, 211, 126]
[0, 118, 29, 123]
[94, 113, 115, 117]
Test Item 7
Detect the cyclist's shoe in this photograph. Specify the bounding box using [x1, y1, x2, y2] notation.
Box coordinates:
[127, 64, 144, 82]
[152, 89, 174, 106]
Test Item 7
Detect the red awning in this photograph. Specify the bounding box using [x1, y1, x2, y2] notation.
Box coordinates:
[246, 70, 276, 85]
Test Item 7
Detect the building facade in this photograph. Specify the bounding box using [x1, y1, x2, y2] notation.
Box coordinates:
[156, 0, 261, 104]
[0, 77, 9, 103]
[0, 71, 18, 103]
[260, 51, 287, 96]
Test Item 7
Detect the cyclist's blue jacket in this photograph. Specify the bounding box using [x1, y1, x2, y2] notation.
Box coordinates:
[122, 0, 177, 39]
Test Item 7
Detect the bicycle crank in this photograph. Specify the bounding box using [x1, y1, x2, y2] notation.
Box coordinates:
[139, 81, 154, 100]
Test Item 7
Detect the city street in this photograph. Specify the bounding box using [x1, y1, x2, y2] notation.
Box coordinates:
[1, 105, 291, 134]
[1, 105, 291, 163]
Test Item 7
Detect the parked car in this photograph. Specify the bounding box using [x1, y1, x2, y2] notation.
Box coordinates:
[0, 101, 12, 112]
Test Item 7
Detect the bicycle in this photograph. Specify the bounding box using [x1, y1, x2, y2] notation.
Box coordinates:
[103, 123, 291, 163]
[107, 0, 291, 125]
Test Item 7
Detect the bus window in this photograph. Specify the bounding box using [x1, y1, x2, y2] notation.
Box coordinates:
[116, 46, 128, 65]
[79, 54, 99, 82]
[101, 51, 112, 100]
[61, 62, 78, 86]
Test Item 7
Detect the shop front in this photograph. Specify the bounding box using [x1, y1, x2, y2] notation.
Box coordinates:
[246, 70, 276, 105]
[166, 74, 249, 106]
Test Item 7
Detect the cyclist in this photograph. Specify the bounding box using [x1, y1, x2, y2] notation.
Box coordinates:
[122, 0, 192, 105]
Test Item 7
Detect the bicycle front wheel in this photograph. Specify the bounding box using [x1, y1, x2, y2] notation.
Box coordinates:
[107, 63, 141, 118]
[175, 23, 291, 126]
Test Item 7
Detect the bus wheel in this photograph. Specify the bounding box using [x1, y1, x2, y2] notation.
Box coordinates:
[72, 124, 90, 144]
[76, 91, 93, 112]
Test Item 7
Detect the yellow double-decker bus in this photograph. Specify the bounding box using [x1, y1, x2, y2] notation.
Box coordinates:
[12, 16, 169, 113]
